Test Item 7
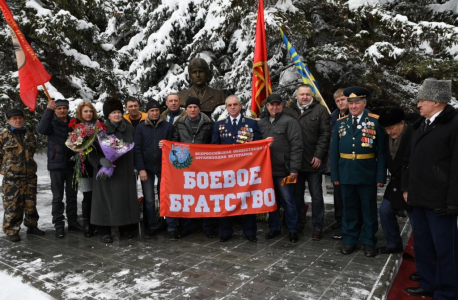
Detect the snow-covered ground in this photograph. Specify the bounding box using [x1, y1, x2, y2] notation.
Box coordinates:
[0, 270, 54, 300]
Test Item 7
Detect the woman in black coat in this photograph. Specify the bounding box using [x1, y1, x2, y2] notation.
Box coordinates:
[88, 98, 140, 243]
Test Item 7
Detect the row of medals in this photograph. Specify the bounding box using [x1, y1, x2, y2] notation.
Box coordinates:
[219, 122, 254, 143]
[338, 118, 376, 148]
[361, 119, 376, 148]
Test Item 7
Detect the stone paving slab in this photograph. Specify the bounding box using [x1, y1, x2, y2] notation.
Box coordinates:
[0, 195, 410, 299]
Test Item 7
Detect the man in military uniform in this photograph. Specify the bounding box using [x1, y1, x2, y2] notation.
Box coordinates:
[178, 58, 225, 117]
[212, 95, 262, 242]
[1, 109, 45, 242]
[330, 87, 386, 257]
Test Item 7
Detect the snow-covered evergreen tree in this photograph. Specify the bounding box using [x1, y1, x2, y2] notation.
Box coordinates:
[0, 0, 456, 139]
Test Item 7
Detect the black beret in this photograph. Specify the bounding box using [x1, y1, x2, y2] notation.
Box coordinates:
[344, 86, 371, 102]
[266, 94, 283, 104]
[6, 108, 24, 119]
[103, 98, 124, 118]
[146, 100, 160, 111]
[185, 97, 201, 108]
[55, 99, 69, 107]
[379, 108, 405, 127]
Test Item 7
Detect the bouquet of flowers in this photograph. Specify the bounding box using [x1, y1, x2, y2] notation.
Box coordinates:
[65, 119, 106, 185]
[96, 131, 134, 179]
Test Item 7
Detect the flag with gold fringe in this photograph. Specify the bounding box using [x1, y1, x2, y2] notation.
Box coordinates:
[0, 0, 51, 111]
[251, 0, 272, 117]
[280, 28, 330, 113]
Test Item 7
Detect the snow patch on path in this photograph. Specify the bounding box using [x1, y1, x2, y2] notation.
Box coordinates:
[0, 270, 55, 300]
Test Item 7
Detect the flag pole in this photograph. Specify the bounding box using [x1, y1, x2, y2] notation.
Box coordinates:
[41, 84, 52, 102]
[302, 67, 331, 114]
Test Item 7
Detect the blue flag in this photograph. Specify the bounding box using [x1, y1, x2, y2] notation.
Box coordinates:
[280, 29, 319, 94]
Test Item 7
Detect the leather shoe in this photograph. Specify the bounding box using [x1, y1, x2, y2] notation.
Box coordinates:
[377, 246, 403, 254]
[265, 230, 281, 239]
[219, 235, 231, 242]
[312, 229, 322, 241]
[55, 228, 65, 238]
[100, 234, 113, 243]
[364, 245, 377, 257]
[169, 231, 180, 241]
[5, 234, 20, 242]
[405, 287, 433, 297]
[289, 232, 298, 243]
[68, 222, 85, 232]
[340, 244, 357, 255]
[245, 235, 257, 243]
[26, 227, 45, 236]
[409, 271, 420, 282]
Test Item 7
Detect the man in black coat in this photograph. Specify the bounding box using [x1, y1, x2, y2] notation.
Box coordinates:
[283, 84, 330, 240]
[134, 100, 174, 238]
[257, 94, 302, 243]
[377, 108, 413, 254]
[402, 78, 458, 299]
[37, 99, 83, 238]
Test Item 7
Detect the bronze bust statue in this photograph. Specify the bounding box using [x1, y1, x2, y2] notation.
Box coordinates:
[178, 58, 225, 116]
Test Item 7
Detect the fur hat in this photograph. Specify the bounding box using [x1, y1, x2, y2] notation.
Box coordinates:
[5, 108, 24, 119]
[55, 99, 69, 107]
[146, 100, 160, 111]
[379, 108, 405, 127]
[185, 97, 201, 109]
[103, 98, 123, 118]
[416, 78, 451, 103]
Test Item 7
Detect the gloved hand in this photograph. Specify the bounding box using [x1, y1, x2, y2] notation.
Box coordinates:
[99, 157, 112, 168]
[433, 208, 447, 216]
[434, 205, 458, 216]
[446, 204, 458, 216]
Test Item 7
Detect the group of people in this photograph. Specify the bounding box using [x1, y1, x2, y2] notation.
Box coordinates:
[1, 75, 457, 298]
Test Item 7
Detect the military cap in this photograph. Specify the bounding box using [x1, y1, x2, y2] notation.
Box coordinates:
[55, 99, 69, 107]
[266, 94, 283, 104]
[5, 108, 24, 119]
[379, 108, 405, 127]
[344, 86, 371, 102]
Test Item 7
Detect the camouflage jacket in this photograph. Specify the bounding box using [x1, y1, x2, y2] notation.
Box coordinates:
[0, 128, 37, 178]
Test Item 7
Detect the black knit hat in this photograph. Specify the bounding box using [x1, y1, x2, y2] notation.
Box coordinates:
[146, 100, 160, 112]
[103, 98, 124, 118]
[185, 97, 201, 108]
[6, 108, 24, 119]
[379, 108, 405, 127]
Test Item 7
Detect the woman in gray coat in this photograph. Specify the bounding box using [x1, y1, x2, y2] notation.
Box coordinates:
[88, 98, 139, 243]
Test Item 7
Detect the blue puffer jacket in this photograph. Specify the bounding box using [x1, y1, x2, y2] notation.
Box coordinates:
[134, 117, 174, 174]
[37, 108, 74, 170]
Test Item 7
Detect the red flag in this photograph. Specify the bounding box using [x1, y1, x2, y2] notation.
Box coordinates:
[251, 0, 272, 117]
[0, 0, 51, 111]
